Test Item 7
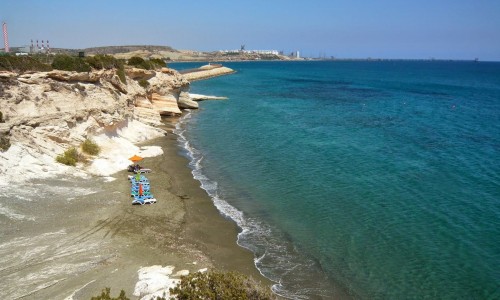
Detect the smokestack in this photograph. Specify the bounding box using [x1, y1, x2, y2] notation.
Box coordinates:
[47, 40, 50, 53]
[2, 22, 9, 53]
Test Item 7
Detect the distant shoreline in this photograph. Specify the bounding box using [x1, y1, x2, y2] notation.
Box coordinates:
[4, 44, 490, 63]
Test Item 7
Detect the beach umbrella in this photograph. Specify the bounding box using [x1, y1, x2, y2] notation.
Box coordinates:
[129, 155, 143, 162]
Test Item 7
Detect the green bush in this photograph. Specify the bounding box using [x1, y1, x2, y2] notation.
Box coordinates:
[56, 147, 79, 166]
[0, 136, 10, 152]
[0, 55, 53, 73]
[86, 54, 121, 70]
[138, 79, 150, 88]
[81, 138, 100, 155]
[51, 54, 91, 72]
[91, 288, 129, 300]
[149, 57, 166, 69]
[127, 56, 165, 70]
[127, 56, 148, 69]
[116, 64, 126, 84]
[170, 271, 276, 300]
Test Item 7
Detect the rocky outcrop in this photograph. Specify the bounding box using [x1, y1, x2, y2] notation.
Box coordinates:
[46, 70, 103, 82]
[178, 91, 199, 109]
[0, 64, 233, 182]
[0, 68, 187, 182]
[125, 68, 156, 80]
[150, 93, 182, 115]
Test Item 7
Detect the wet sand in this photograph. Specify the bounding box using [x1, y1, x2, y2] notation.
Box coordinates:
[0, 117, 269, 299]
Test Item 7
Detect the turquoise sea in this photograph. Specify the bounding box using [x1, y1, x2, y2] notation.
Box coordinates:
[171, 61, 500, 299]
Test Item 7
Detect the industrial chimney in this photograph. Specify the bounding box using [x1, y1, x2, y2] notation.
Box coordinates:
[2, 22, 9, 53]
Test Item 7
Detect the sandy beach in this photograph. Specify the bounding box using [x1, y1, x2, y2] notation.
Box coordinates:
[0, 116, 269, 300]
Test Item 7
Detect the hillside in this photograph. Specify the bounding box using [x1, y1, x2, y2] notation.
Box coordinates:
[84, 45, 177, 54]
[43, 45, 291, 61]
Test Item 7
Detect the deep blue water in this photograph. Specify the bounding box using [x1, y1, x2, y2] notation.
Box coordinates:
[171, 61, 500, 299]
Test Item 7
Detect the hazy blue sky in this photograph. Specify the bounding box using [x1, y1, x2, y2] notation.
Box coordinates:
[2, 0, 500, 60]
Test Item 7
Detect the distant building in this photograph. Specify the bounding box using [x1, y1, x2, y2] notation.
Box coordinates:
[219, 49, 279, 55]
[18, 45, 30, 53]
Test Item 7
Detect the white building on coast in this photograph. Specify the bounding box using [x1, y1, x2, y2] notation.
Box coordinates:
[219, 49, 279, 55]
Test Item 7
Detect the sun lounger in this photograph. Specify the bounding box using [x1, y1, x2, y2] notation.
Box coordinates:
[132, 197, 145, 205]
[129, 175, 149, 182]
[132, 195, 156, 205]
[131, 191, 152, 197]
[131, 186, 150, 191]
[131, 183, 150, 189]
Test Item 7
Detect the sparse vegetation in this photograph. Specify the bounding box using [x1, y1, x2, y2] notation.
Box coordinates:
[170, 271, 276, 300]
[51, 54, 91, 72]
[90, 288, 130, 300]
[127, 56, 165, 70]
[90, 271, 274, 300]
[138, 79, 150, 88]
[55, 147, 79, 166]
[81, 138, 100, 155]
[149, 57, 167, 69]
[0, 111, 3, 123]
[127, 56, 147, 69]
[116, 64, 126, 84]
[0, 136, 11, 152]
[85, 54, 121, 70]
[0, 55, 53, 73]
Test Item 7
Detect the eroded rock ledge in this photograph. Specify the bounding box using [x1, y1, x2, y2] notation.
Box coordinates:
[0, 65, 234, 182]
[181, 64, 236, 81]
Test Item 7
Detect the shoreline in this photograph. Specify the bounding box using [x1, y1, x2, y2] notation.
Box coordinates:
[157, 117, 268, 280]
[0, 115, 271, 300]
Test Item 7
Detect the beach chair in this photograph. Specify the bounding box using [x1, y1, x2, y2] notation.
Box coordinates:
[132, 195, 156, 205]
[132, 196, 145, 205]
[131, 190, 152, 197]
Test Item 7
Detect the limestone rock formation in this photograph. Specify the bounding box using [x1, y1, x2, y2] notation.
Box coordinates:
[0, 68, 186, 182]
[125, 68, 156, 80]
[178, 91, 199, 109]
[46, 70, 103, 82]
[150, 93, 182, 115]
[0, 64, 234, 182]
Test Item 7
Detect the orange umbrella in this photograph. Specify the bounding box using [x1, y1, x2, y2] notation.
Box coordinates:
[139, 183, 143, 196]
[129, 155, 143, 162]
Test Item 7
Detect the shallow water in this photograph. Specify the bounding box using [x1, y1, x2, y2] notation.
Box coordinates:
[172, 61, 500, 299]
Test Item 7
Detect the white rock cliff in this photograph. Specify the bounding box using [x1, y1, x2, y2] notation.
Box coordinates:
[0, 67, 190, 183]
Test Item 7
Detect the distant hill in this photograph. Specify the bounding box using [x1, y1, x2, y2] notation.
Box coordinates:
[25, 45, 292, 61]
[83, 45, 178, 55]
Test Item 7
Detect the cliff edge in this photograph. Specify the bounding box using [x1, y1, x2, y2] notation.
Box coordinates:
[0, 65, 232, 184]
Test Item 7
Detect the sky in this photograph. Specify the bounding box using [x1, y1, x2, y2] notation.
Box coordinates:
[2, 0, 500, 61]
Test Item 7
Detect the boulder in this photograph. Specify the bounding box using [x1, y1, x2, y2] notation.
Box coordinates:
[160, 67, 177, 75]
[110, 74, 128, 94]
[0, 71, 18, 79]
[125, 68, 156, 80]
[46, 70, 102, 82]
[178, 91, 198, 109]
